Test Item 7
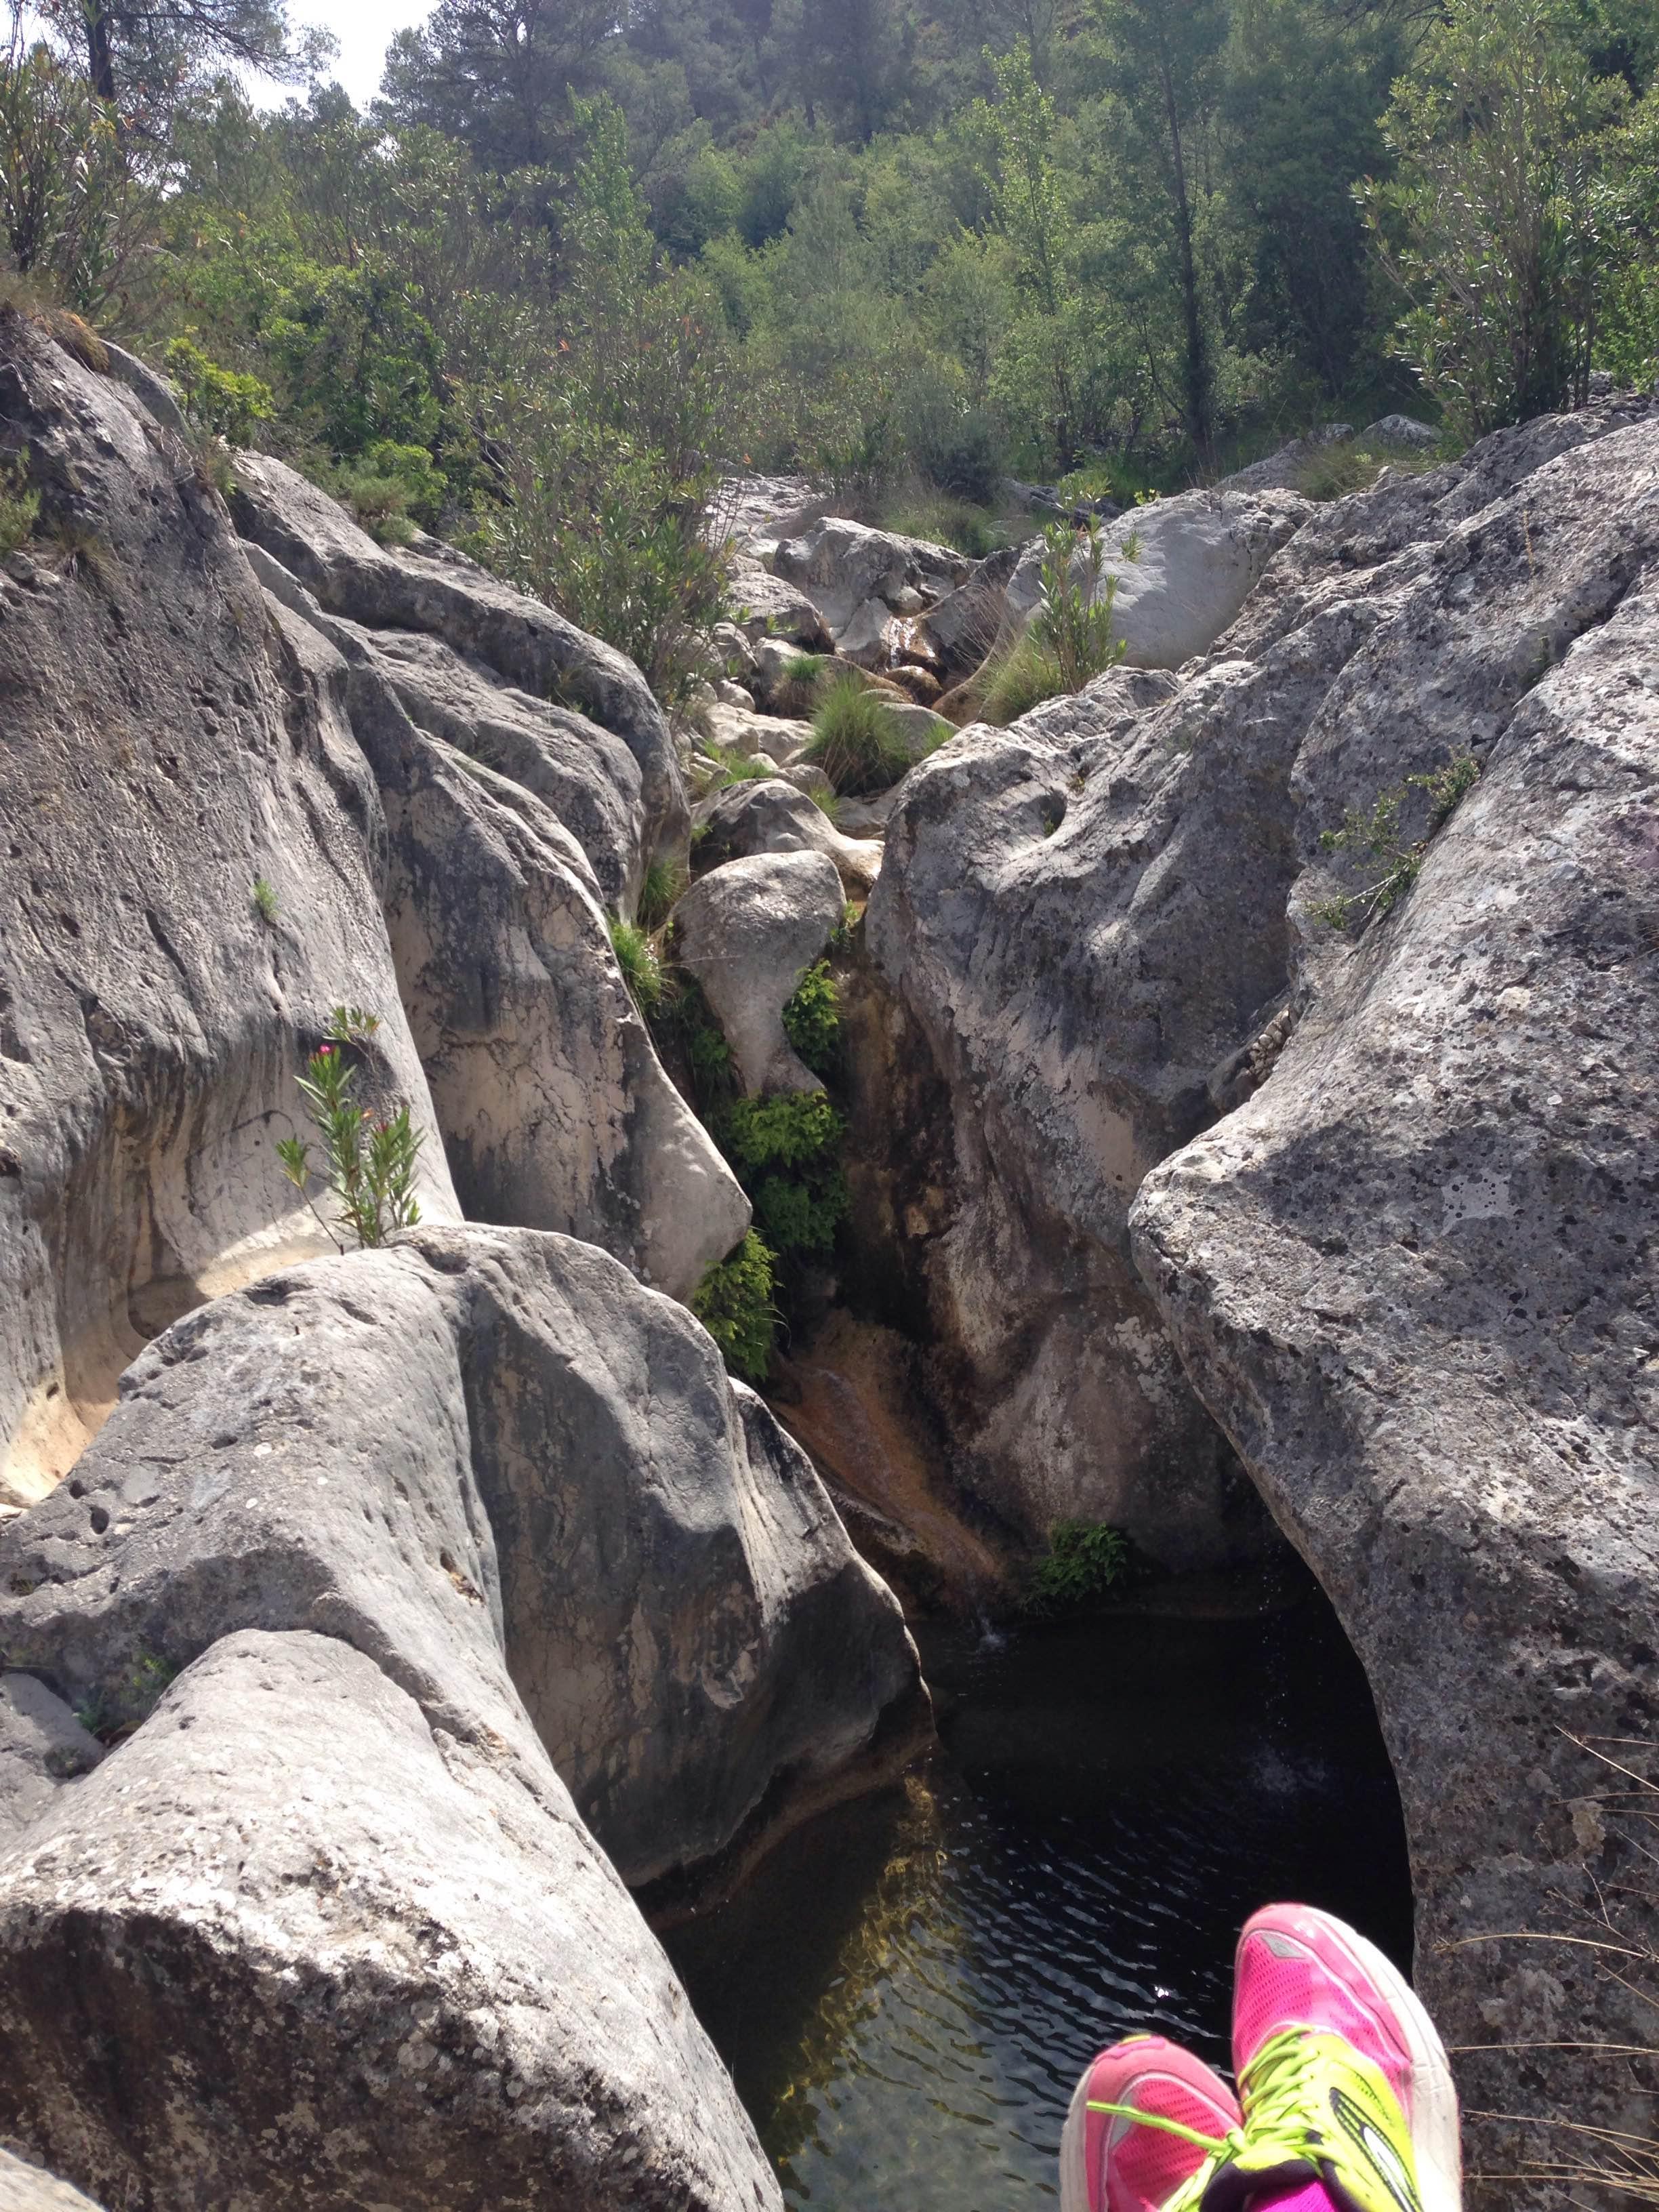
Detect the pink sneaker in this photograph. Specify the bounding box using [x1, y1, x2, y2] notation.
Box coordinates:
[1060, 2035, 1242, 2212]
[1231, 1904, 1462, 2212]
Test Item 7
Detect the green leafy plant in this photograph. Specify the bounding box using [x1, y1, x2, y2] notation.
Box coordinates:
[276, 1033, 423, 1250]
[1311, 754, 1481, 930]
[1024, 1521, 1130, 1618]
[692, 1229, 779, 1383]
[251, 875, 279, 924]
[0, 455, 39, 557]
[805, 674, 912, 795]
[782, 960, 841, 1079]
[333, 441, 448, 545]
[714, 1088, 849, 1257]
[637, 856, 689, 931]
[164, 337, 275, 445]
[609, 916, 665, 1015]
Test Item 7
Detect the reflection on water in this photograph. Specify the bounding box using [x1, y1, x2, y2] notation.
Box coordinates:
[665, 1577, 1412, 2211]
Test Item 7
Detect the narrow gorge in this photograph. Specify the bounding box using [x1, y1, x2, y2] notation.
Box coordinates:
[0, 311, 1654, 2212]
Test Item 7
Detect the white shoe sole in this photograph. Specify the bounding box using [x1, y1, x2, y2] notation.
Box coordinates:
[1292, 1906, 1463, 2212]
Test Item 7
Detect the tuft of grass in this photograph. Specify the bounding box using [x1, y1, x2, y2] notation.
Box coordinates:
[1024, 1521, 1130, 1618]
[46, 513, 106, 579]
[805, 674, 913, 795]
[251, 875, 279, 925]
[776, 649, 826, 714]
[717, 752, 781, 787]
[0, 455, 40, 558]
[609, 915, 665, 1015]
[638, 856, 689, 931]
[980, 632, 1067, 724]
[806, 783, 842, 824]
[692, 1229, 779, 1385]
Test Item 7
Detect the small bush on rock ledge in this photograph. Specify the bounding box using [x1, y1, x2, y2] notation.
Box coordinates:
[692, 1229, 779, 1383]
[276, 1009, 423, 1250]
[781, 960, 841, 1078]
[1024, 1521, 1130, 1618]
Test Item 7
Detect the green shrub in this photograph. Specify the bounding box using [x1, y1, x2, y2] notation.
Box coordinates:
[1040, 520, 1127, 693]
[692, 1229, 779, 1383]
[276, 1031, 423, 1250]
[714, 1088, 848, 1258]
[782, 960, 840, 1078]
[805, 674, 912, 795]
[718, 1088, 844, 1174]
[251, 875, 279, 924]
[1294, 438, 1382, 501]
[1024, 1521, 1130, 1617]
[164, 337, 275, 446]
[609, 916, 665, 1015]
[638, 856, 689, 930]
[333, 441, 447, 546]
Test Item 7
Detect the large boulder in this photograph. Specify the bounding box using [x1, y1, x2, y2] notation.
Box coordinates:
[0, 1677, 101, 1848]
[874, 390, 1659, 2196]
[915, 540, 1030, 684]
[0, 1629, 779, 2212]
[0, 312, 458, 1516]
[0, 1225, 922, 1892]
[703, 699, 817, 764]
[674, 853, 847, 1095]
[1004, 486, 1309, 670]
[771, 518, 968, 639]
[1130, 404, 1659, 2206]
[250, 565, 747, 1304]
[695, 778, 882, 893]
[726, 557, 833, 649]
[230, 453, 690, 867]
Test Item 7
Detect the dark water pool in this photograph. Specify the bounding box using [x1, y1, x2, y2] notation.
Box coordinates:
[665, 1570, 1412, 2211]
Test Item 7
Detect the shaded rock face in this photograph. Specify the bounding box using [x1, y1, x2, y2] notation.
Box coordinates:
[0, 1226, 921, 1893]
[0, 1630, 778, 2212]
[0, 1677, 101, 1847]
[675, 851, 847, 1095]
[230, 454, 689, 868]
[0, 314, 459, 1513]
[252, 569, 747, 1304]
[872, 390, 1659, 2194]
[865, 667, 1282, 1564]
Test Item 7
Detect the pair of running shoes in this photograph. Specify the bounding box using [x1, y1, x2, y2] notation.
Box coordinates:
[1061, 1903, 1462, 2212]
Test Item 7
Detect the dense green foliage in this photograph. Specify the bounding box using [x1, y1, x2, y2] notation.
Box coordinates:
[713, 1087, 851, 1259]
[1025, 1520, 1130, 1616]
[781, 960, 842, 1078]
[9, 0, 1659, 703]
[691, 1229, 779, 1382]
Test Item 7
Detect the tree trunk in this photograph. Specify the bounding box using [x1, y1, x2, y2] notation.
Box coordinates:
[84, 1, 117, 104]
[1159, 48, 1212, 459]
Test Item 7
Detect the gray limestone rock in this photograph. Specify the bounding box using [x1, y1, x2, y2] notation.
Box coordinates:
[0, 2152, 105, 2211]
[695, 778, 882, 893]
[872, 390, 1659, 2197]
[0, 1225, 922, 1891]
[0, 1629, 781, 2212]
[228, 453, 689, 865]
[0, 314, 458, 1518]
[771, 518, 969, 638]
[675, 852, 848, 1094]
[727, 557, 833, 649]
[0, 1677, 102, 1847]
[256, 586, 747, 1303]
